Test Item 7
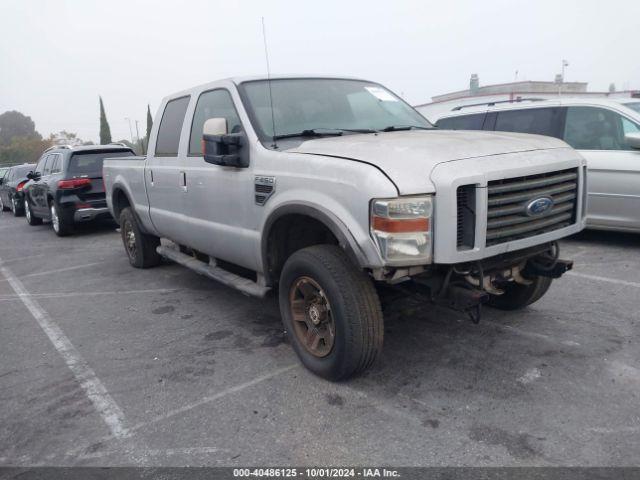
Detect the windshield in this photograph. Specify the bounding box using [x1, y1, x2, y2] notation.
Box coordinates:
[68, 150, 132, 177]
[238, 78, 432, 143]
[623, 102, 640, 114]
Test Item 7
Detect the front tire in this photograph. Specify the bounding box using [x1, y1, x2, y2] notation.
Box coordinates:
[25, 198, 42, 225]
[487, 275, 552, 311]
[120, 207, 161, 268]
[279, 245, 383, 381]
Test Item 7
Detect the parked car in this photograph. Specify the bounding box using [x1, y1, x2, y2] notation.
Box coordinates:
[0, 167, 8, 188]
[23, 144, 134, 236]
[436, 97, 640, 233]
[0, 163, 35, 216]
[104, 75, 586, 380]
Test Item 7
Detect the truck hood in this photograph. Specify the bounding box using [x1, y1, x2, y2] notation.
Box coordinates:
[289, 130, 571, 194]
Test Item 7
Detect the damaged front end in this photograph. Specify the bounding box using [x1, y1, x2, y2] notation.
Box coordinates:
[397, 242, 573, 323]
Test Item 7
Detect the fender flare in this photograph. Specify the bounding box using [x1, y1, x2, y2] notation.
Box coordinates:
[110, 182, 133, 220]
[260, 203, 370, 285]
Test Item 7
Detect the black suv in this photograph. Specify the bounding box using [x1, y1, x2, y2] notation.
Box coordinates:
[23, 145, 134, 236]
[0, 163, 36, 216]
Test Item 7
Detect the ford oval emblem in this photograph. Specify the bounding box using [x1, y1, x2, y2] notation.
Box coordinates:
[526, 197, 554, 216]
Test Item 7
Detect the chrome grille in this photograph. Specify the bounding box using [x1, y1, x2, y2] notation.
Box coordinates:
[486, 168, 578, 246]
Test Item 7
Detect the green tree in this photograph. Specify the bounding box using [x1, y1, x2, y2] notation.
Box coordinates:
[99, 96, 112, 144]
[0, 136, 52, 166]
[0, 110, 41, 146]
[145, 104, 153, 154]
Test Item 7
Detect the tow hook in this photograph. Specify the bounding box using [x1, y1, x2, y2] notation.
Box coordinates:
[442, 285, 489, 324]
[525, 258, 574, 278]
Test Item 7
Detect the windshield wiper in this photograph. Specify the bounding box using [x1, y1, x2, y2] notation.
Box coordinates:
[272, 127, 376, 140]
[380, 125, 434, 132]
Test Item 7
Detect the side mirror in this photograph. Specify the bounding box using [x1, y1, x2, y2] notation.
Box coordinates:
[26, 171, 35, 180]
[202, 118, 248, 168]
[625, 132, 640, 150]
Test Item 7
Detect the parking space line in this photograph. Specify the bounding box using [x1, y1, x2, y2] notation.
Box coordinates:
[0, 259, 131, 439]
[20, 261, 105, 279]
[0, 288, 178, 302]
[0, 253, 47, 264]
[567, 271, 640, 288]
[129, 364, 297, 433]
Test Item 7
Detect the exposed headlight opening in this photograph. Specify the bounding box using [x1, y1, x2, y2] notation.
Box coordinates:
[370, 196, 433, 265]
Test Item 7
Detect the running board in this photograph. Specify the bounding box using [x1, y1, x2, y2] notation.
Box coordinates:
[156, 245, 270, 298]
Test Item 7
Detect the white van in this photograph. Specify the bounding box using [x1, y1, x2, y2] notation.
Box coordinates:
[436, 97, 640, 233]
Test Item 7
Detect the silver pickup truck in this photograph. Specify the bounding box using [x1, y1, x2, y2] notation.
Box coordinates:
[104, 75, 587, 380]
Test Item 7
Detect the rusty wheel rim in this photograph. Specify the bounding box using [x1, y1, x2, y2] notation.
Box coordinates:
[289, 276, 335, 358]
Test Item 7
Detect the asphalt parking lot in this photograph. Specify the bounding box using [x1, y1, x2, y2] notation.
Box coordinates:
[0, 211, 638, 467]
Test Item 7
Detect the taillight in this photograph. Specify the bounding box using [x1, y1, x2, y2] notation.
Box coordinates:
[58, 178, 92, 189]
[16, 181, 27, 192]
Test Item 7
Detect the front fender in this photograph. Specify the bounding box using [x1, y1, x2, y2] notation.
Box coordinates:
[259, 193, 385, 285]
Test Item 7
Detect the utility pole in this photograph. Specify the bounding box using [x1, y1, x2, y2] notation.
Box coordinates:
[558, 59, 569, 97]
[135, 120, 141, 154]
[125, 117, 134, 143]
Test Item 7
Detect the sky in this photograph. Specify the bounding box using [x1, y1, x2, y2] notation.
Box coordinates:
[1, 0, 638, 143]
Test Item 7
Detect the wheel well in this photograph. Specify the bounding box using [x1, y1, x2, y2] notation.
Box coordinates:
[266, 214, 340, 284]
[111, 188, 131, 221]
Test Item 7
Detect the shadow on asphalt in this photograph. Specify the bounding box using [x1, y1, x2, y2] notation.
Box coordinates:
[70, 219, 119, 237]
[565, 229, 639, 248]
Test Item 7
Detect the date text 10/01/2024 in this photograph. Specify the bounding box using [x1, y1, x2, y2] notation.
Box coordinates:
[232, 468, 401, 478]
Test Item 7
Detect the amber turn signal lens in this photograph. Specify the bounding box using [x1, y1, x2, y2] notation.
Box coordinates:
[371, 216, 429, 233]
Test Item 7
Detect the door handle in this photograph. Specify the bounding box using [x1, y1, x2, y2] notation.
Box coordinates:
[181, 171, 187, 191]
[149, 169, 154, 184]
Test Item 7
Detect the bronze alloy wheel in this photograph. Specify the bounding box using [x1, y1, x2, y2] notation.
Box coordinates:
[123, 218, 137, 260]
[289, 276, 336, 357]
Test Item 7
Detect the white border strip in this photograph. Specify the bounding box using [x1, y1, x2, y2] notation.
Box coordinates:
[0, 260, 131, 439]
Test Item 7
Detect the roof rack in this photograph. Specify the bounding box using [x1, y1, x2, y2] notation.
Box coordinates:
[108, 142, 128, 147]
[451, 97, 546, 111]
[43, 145, 73, 153]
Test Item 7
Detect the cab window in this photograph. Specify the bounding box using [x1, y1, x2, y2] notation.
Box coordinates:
[189, 89, 242, 155]
[436, 113, 485, 130]
[564, 106, 640, 151]
[35, 156, 47, 174]
[155, 96, 190, 156]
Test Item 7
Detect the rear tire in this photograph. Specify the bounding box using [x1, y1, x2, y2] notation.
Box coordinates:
[279, 245, 384, 381]
[50, 202, 74, 237]
[11, 196, 24, 217]
[25, 198, 42, 225]
[120, 207, 161, 268]
[487, 275, 552, 310]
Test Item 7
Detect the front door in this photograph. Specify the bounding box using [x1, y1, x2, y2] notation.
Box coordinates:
[563, 106, 640, 231]
[146, 95, 191, 245]
[182, 88, 256, 271]
[31, 154, 53, 215]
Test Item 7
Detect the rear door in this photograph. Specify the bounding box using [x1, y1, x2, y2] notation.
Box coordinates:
[32, 154, 54, 214]
[492, 107, 565, 139]
[146, 95, 191, 243]
[562, 106, 640, 230]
